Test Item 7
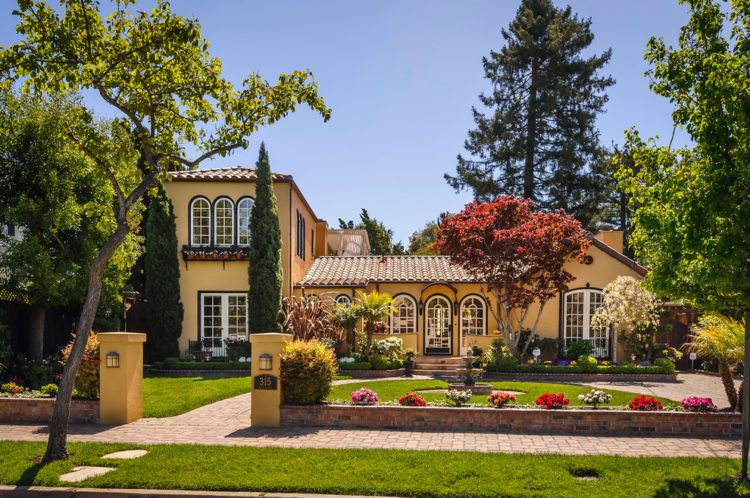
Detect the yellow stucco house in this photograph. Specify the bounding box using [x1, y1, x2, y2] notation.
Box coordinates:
[165, 166, 646, 361]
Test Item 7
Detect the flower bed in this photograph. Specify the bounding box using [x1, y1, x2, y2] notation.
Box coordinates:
[0, 397, 98, 424]
[281, 404, 741, 437]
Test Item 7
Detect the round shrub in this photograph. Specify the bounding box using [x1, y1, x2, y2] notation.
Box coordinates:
[40, 383, 58, 397]
[280, 340, 337, 405]
[564, 339, 594, 360]
[61, 332, 100, 399]
[653, 357, 675, 373]
[577, 355, 598, 373]
[398, 392, 427, 407]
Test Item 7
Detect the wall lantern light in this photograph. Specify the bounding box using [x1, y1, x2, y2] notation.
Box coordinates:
[106, 351, 120, 368]
[259, 353, 273, 371]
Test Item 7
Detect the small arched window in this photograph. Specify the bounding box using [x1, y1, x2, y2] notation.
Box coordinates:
[237, 197, 254, 246]
[391, 294, 417, 334]
[214, 198, 234, 246]
[335, 294, 352, 306]
[460, 296, 486, 336]
[190, 197, 210, 246]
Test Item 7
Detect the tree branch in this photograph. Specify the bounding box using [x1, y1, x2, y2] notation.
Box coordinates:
[67, 132, 126, 217]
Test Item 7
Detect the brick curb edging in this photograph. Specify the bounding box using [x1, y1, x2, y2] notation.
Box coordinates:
[482, 372, 679, 383]
[0, 485, 398, 498]
[147, 369, 250, 378]
[281, 404, 741, 437]
[0, 398, 98, 424]
[337, 368, 405, 378]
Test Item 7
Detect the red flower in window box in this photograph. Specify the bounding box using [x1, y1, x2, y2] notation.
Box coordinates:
[628, 395, 663, 411]
[222, 251, 230, 260]
[535, 392, 570, 409]
[198, 252, 206, 260]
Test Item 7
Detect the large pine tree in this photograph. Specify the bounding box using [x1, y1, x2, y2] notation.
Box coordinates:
[446, 0, 613, 226]
[248, 143, 283, 333]
[144, 186, 184, 360]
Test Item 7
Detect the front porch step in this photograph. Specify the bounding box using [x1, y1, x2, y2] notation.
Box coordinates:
[414, 355, 466, 365]
[414, 363, 464, 371]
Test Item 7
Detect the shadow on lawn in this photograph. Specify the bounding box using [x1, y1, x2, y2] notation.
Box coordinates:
[653, 478, 749, 497]
[17, 459, 44, 486]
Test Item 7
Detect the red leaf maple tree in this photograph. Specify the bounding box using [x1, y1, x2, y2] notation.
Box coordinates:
[436, 196, 590, 358]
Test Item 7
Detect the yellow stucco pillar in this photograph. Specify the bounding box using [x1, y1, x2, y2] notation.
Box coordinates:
[249, 332, 292, 428]
[98, 332, 146, 425]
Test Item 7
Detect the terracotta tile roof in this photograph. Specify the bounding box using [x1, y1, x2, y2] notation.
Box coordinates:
[297, 256, 477, 287]
[169, 166, 292, 182]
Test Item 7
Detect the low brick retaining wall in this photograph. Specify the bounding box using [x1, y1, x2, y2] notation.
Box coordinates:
[0, 398, 99, 424]
[482, 372, 678, 383]
[281, 404, 741, 437]
[147, 368, 250, 378]
[338, 368, 405, 379]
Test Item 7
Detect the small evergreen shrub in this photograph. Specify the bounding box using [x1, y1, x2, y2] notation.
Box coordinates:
[564, 339, 594, 360]
[280, 340, 336, 405]
[40, 383, 58, 397]
[577, 355, 598, 373]
[339, 361, 372, 370]
[653, 357, 675, 373]
[61, 332, 100, 399]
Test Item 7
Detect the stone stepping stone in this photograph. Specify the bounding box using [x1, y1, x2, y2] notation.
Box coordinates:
[59, 466, 114, 483]
[101, 449, 148, 460]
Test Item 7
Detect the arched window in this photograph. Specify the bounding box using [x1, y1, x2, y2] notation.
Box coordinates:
[190, 197, 210, 246]
[460, 296, 486, 336]
[390, 294, 416, 334]
[237, 197, 254, 246]
[562, 288, 609, 358]
[214, 198, 234, 246]
[335, 294, 352, 306]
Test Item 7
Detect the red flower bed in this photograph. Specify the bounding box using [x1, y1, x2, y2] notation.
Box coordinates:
[628, 395, 663, 411]
[535, 392, 569, 409]
[398, 392, 427, 407]
[487, 392, 515, 408]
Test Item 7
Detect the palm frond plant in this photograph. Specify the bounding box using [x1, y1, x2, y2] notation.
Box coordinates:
[351, 290, 394, 355]
[683, 314, 744, 411]
[281, 296, 344, 345]
[329, 302, 359, 353]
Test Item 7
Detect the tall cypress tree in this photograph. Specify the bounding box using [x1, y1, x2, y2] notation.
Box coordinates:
[248, 143, 283, 333]
[144, 186, 183, 360]
[446, 0, 613, 227]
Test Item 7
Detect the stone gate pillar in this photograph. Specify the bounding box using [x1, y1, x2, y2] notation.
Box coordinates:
[98, 332, 146, 425]
[249, 333, 292, 427]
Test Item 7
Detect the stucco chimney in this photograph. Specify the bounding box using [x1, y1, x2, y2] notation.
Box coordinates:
[594, 230, 624, 253]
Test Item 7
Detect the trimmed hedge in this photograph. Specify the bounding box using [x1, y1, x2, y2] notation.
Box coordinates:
[154, 359, 249, 371]
[339, 361, 373, 370]
[339, 359, 404, 371]
[484, 363, 674, 374]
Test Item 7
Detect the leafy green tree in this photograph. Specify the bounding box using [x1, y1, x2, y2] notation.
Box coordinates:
[446, 0, 613, 227]
[144, 186, 183, 360]
[0, 0, 330, 461]
[616, 0, 750, 477]
[248, 143, 282, 333]
[0, 90, 139, 363]
[338, 209, 403, 255]
[407, 213, 452, 255]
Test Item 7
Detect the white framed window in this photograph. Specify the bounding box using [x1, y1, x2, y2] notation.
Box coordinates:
[190, 197, 211, 246]
[335, 294, 352, 306]
[390, 294, 417, 334]
[200, 292, 248, 356]
[460, 295, 486, 336]
[237, 197, 254, 246]
[214, 198, 234, 246]
[562, 288, 609, 358]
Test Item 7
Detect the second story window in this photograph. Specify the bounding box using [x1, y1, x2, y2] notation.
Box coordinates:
[214, 198, 234, 246]
[237, 197, 254, 246]
[296, 209, 306, 260]
[190, 197, 210, 246]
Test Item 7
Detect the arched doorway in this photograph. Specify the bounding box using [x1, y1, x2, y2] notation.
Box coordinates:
[424, 295, 452, 355]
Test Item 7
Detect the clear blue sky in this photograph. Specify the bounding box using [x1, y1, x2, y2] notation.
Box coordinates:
[0, 1, 690, 244]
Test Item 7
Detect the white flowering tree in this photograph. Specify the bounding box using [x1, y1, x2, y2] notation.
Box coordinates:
[592, 276, 659, 362]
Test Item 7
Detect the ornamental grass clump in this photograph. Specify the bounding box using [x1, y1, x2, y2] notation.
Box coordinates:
[280, 340, 337, 405]
[445, 389, 473, 407]
[398, 392, 427, 407]
[351, 387, 379, 405]
[628, 395, 663, 411]
[487, 392, 515, 408]
[682, 396, 717, 412]
[577, 389, 612, 409]
[535, 393, 569, 409]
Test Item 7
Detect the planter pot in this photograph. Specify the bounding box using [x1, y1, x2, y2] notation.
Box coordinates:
[404, 360, 415, 377]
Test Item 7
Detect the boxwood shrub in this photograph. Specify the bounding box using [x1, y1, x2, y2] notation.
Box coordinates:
[484, 362, 674, 374]
[154, 358, 249, 370]
[280, 340, 337, 405]
[339, 361, 373, 370]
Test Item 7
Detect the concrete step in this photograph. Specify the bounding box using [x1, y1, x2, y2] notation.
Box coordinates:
[415, 363, 463, 371]
[414, 356, 466, 365]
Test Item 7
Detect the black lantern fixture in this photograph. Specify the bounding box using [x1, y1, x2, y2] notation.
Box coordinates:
[259, 353, 273, 371]
[106, 351, 120, 368]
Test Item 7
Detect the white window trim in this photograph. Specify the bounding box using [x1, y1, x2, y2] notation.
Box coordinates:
[200, 292, 248, 355]
[562, 288, 609, 358]
[237, 197, 254, 247]
[390, 294, 417, 334]
[459, 295, 486, 336]
[335, 294, 352, 306]
[190, 197, 211, 246]
[213, 198, 235, 247]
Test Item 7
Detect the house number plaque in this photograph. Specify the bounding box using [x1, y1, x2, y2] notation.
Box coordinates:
[254, 374, 278, 390]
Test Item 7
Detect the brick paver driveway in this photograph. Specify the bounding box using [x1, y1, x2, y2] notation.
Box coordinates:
[0, 380, 741, 458]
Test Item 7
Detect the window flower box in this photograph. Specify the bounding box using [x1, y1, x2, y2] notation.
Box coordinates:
[182, 245, 250, 262]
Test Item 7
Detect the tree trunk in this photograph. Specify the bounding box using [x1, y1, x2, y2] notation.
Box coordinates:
[28, 305, 46, 364]
[741, 307, 750, 480]
[719, 361, 738, 411]
[42, 221, 131, 462]
[523, 57, 538, 201]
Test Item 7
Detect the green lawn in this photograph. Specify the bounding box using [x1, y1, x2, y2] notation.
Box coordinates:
[327, 379, 677, 408]
[143, 376, 251, 418]
[0, 441, 745, 497]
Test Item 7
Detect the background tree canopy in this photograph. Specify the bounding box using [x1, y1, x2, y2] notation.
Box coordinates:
[339, 208, 404, 255]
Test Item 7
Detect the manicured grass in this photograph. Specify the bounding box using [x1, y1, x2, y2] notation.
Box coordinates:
[0, 441, 745, 497]
[142, 376, 251, 418]
[327, 379, 678, 407]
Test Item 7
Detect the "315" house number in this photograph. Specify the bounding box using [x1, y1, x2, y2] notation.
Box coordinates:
[254, 374, 278, 390]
